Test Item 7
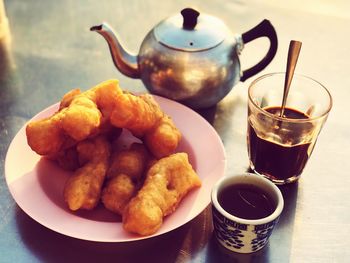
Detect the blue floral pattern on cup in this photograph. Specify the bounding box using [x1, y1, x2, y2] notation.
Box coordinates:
[212, 206, 247, 250]
[212, 206, 279, 253]
[251, 221, 278, 251]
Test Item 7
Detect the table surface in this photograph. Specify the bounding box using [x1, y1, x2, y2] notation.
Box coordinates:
[1, 1, 349, 262]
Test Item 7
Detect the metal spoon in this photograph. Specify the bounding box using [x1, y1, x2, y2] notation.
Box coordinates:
[280, 40, 302, 117]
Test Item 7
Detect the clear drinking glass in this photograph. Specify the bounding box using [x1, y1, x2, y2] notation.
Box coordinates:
[247, 72, 332, 185]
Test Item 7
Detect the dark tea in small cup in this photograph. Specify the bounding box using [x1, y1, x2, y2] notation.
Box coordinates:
[218, 183, 276, 220]
[211, 173, 284, 254]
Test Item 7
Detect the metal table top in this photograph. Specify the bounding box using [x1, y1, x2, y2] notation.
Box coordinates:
[1, 1, 349, 262]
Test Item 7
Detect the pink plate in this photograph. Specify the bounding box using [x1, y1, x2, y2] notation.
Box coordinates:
[5, 95, 226, 242]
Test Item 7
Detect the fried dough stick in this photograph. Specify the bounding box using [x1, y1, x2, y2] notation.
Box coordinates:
[50, 146, 80, 171]
[26, 79, 122, 156]
[123, 152, 201, 236]
[102, 143, 151, 215]
[144, 115, 181, 159]
[64, 135, 111, 211]
[26, 113, 70, 156]
[110, 93, 163, 138]
[110, 93, 181, 158]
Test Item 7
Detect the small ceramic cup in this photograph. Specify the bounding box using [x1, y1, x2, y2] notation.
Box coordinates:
[211, 173, 284, 253]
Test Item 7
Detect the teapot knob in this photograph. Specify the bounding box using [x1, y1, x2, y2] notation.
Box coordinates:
[181, 8, 200, 30]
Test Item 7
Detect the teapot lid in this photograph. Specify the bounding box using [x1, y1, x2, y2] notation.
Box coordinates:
[154, 8, 229, 52]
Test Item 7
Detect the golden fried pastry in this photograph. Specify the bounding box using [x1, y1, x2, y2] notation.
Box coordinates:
[48, 146, 80, 171]
[144, 115, 181, 159]
[59, 88, 81, 110]
[123, 152, 201, 236]
[110, 93, 181, 157]
[60, 96, 101, 141]
[26, 113, 68, 156]
[107, 143, 150, 180]
[26, 79, 122, 156]
[102, 143, 150, 215]
[64, 135, 111, 211]
[110, 93, 163, 138]
[25, 79, 191, 236]
[59, 79, 124, 140]
[102, 174, 137, 215]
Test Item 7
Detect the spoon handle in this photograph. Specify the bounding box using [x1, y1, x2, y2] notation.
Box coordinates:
[280, 40, 302, 117]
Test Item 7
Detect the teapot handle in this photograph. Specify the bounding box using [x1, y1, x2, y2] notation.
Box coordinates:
[240, 19, 278, 82]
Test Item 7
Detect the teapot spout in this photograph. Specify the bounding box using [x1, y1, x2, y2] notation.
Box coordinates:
[91, 23, 140, 78]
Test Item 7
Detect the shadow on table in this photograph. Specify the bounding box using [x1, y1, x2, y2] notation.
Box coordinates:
[16, 206, 209, 263]
[277, 182, 299, 228]
[196, 105, 217, 124]
[206, 234, 271, 263]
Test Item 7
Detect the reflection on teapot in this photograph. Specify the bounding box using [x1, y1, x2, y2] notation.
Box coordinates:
[91, 8, 278, 109]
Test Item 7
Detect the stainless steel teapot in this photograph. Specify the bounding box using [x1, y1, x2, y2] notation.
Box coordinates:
[91, 8, 278, 109]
